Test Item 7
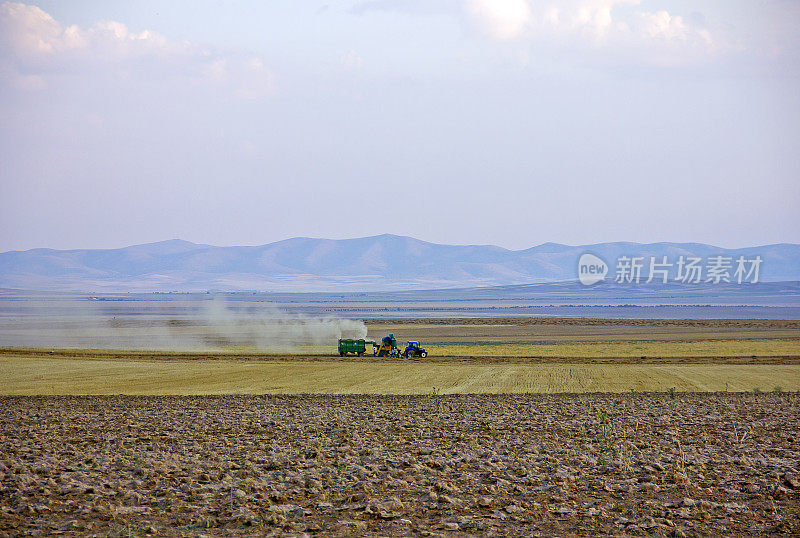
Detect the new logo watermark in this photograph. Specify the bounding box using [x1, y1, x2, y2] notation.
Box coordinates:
[578, 253, 608, 285]
[577, 253, 763, 286]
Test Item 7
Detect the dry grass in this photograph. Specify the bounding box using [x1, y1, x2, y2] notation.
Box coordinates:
[2, 354, 798, 395]
[366, 320, 800, 344]
[5, 337, 799, 364]
[3, 317, 798, 395]
[430, 339, 800, 358]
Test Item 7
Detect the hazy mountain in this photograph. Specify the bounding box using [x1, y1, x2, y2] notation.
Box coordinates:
[0, 235, 798, 292]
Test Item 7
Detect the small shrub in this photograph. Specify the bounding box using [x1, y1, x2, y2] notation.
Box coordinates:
[773, 386, 782, 393]
[668, 387, 677, 399]
[752, 387, 761, 393]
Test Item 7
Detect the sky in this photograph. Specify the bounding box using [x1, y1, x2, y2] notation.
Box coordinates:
[0, 0, 798, 252]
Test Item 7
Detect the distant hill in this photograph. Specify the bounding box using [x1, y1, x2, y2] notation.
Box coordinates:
[0, 235, 798, 292]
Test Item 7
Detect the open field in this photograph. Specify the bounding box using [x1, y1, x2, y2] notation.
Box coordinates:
[2, 354, 799, 395]
[418, 339, 800, 359]
[2, 316, 799, 356]
[2, 316, 798, 537]
[1, 317, 799, 394]
[3, 337, 800, 360]
[2, 314, 799, 352]
[1, 394, 798, 536]
[366, 317, 800, 342]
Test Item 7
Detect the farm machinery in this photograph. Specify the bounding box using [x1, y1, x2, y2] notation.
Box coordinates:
[337, 334, 397, 357]
[403, 341, 428, 358]
[337, 338, 372, 356]
[338, 333, 428, 358]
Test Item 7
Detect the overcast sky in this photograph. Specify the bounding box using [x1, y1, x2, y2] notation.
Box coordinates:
[1, 0, 798, 252]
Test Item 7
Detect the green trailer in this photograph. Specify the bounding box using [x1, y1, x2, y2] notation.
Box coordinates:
[338, 338, 377, 356]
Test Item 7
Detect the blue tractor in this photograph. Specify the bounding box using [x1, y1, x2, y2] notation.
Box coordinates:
[403, 341, 428, 358]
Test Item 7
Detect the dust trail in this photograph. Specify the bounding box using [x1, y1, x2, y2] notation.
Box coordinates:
[197, 297, 368, 351]
[0, 295, 367, 352]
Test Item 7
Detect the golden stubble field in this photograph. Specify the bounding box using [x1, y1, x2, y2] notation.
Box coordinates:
[1, 318, 798, 395]
[2, 354, 798, 395]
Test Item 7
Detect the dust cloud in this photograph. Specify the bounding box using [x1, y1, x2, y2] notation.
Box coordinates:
[0, 296, 367, 352]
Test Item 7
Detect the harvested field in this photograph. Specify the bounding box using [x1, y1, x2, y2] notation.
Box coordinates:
[1, 354, 799, 394]
[366, 318, 800, 345]
[2, 317, 799, 355]
[428, 339, 800, 359]
[2, 315, 798, 536]
[1, 394, 798, 536]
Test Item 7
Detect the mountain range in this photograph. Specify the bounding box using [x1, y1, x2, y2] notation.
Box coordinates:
[0, 235, 798, 292]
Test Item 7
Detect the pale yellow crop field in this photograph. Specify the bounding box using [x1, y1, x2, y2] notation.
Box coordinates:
[103, 338, 793, 358]
[2, 355, 798, 395]
[431, 339, 800, 358]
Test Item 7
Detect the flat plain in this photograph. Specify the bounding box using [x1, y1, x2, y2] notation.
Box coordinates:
[1, 318, 798, 395]
[2, 354, 799, 395]
[1, 393, 798, 536]
[1, 317, 799, 537]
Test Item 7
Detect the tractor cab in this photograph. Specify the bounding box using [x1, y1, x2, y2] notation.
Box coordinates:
[404, 341, 428, 358]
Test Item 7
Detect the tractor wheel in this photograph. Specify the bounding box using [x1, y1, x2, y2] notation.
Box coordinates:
[339, 351, 344, 357]
[420, 351, 427, 358]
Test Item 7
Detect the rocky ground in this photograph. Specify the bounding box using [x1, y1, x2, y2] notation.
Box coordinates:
[1, 393, 798, 536]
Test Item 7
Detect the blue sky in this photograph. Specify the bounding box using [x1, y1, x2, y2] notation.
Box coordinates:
[1, 0, 798, 251]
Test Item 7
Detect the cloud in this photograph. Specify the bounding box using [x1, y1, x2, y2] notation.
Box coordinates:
[569, 0, 640, 37]
[199, 55, 274, 101]
[349, 0, 453, 17]
[636, 10, 711, 45]
[341, 49, 364, 71]
[465, 0, 531, 40]
[463, 0, 720, 64]
[0, 1, 274, 99]
[0, 2, 183, 62]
